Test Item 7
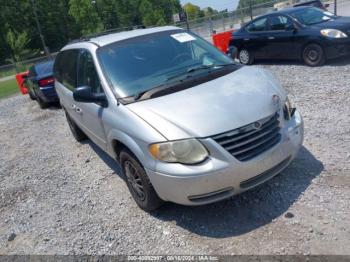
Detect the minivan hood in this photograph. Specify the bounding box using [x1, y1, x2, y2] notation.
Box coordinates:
[126, 67, 287, 140]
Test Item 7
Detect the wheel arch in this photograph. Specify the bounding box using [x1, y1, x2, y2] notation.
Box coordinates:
[112, 139, 131, 162]
[108, 130, 156, 170]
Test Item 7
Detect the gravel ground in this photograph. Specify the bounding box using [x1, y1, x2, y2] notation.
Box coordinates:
[0, 57, 349, 255]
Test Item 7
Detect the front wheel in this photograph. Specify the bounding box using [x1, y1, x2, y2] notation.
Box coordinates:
[302, 44, 325, 67]
[238, 49, 254, 65]
[120, 150, 163, 212]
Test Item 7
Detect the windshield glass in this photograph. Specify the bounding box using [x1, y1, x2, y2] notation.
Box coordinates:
[290, 7, 336, 25]
[97, 30, 233, 98]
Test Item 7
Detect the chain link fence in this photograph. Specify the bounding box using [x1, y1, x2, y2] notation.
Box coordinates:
[175, 0, 283, 40]
[0, 54, 56, 78]
[175, 0, 345, 41]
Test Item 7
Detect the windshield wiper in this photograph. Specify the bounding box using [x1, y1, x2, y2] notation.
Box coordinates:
[133, 90, 149, 101]
[187, 63, 234, 73]
[120, 89, 151, 103]
[167, 63, 235, 81]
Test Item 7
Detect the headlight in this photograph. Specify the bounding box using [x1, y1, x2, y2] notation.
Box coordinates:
[321, 29, 347, 38]
[283, 96, 295, 120]
[149, 139, 208, 164]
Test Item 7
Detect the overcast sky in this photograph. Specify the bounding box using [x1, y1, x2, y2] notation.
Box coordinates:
[180, 0, 240, 11]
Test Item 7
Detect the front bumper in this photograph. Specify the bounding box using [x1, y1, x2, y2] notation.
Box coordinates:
[146, 111, 304, 206]
[323, 38, 350, 59]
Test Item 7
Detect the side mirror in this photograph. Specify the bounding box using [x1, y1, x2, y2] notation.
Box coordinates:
[227, 46, 237, 59]
[73, 86, 108, 107]
[324, 3, 330, 8]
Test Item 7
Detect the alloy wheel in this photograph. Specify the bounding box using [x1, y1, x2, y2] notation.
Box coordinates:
[303, 44, 325, 66]
[307, 49, 319, 62]
[125, 160, 146, 201]
[239, 50, 250, 64]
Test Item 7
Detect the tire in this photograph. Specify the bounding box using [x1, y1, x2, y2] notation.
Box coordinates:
[28, 88, 36, 100]
[302, 43, 325, 67]
[36, 96, 48, 109]
[120, 150, 163, 212]
[238, 49, 254, 65]
[65, 111, 87, 142]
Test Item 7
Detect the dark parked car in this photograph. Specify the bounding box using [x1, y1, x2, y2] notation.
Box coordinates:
[293, 0, 329, 10]
[230, 7, 350, 66]
[26, 60, 58, 108]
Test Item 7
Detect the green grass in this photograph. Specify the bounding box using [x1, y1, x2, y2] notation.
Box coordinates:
[0, 78, 19, 99]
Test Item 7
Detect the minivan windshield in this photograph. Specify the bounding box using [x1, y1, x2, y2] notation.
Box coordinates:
[290, 7, 336, 25]
[97, 30, 234, 98]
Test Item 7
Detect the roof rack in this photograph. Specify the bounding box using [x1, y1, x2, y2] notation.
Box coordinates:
[67, 25, 146, 45]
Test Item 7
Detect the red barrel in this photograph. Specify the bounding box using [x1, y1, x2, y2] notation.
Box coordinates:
[212, 30, 234, 53]
[15, 71, 29, 95]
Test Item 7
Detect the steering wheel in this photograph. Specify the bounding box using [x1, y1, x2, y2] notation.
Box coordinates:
[171, 53, 192, 64]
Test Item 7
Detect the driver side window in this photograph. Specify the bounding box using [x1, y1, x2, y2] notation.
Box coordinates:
[270, 15, 292, 31]
[246, 17, 268, 32]
[77, 50, 104, 94]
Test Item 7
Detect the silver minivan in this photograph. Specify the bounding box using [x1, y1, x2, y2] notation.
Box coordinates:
[54, 26, 304, 211]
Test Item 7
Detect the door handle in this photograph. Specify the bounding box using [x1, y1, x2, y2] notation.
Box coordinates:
[71, 104, 76, 110]
[267, 36, 275, 40]
[243, 38, 250, 41]
[75, 107, 83, 114]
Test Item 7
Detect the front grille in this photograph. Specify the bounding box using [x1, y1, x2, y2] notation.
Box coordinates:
[212, 113, 281, 161]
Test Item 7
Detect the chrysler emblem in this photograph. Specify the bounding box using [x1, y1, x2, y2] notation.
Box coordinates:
[253, 121, 262, 130]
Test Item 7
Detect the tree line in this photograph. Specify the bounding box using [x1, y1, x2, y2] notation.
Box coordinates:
[0, 0, 183, 66]
[0, 0, 229, 67]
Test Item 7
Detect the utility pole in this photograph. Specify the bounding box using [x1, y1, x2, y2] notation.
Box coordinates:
[30, 0, 50, 56]
[334, 0, 337, 15]
[91, 0, 101, 18]
[249, 0, 253, 21]
[184, 8, 190, 30]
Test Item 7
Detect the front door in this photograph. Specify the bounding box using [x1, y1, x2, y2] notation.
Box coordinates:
[54, 49, 80, 124]
[244, 16, 271, 59]
[264, 15, 298, 59]
[74, 49, 108, 150]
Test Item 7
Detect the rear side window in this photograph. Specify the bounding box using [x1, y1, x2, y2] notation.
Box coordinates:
[53, 49, 79, 91]
[246, 17, 268, 32]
